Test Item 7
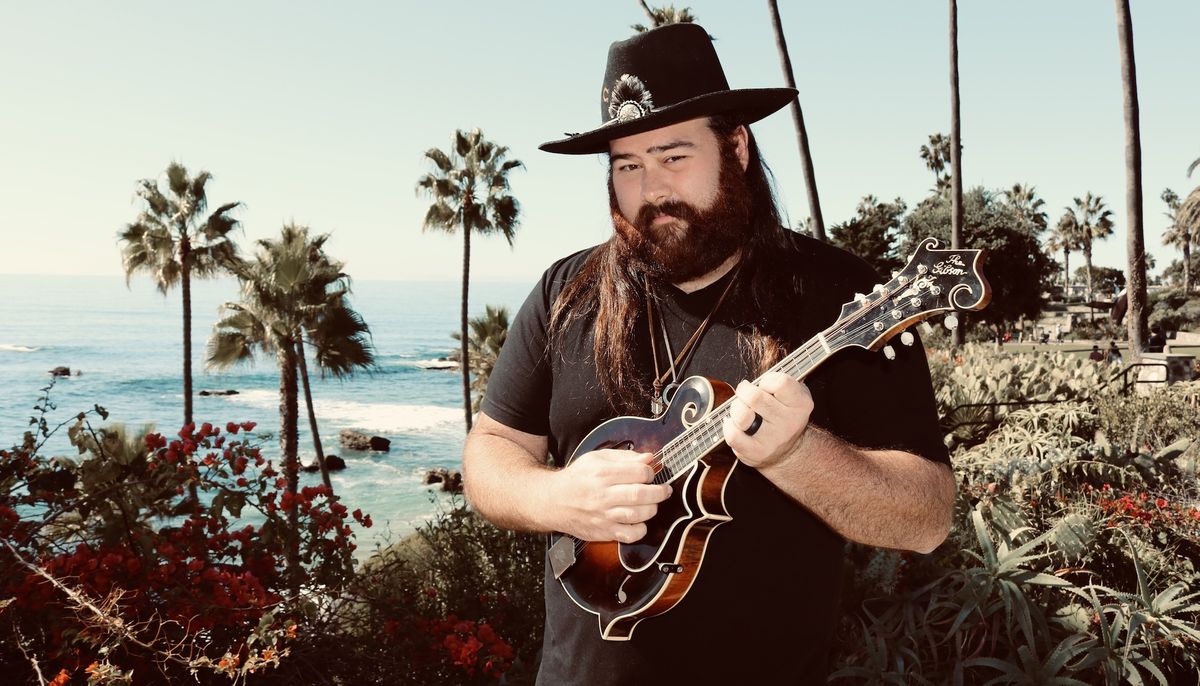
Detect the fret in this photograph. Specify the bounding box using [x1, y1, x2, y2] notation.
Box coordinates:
[654, 332, 837, 483]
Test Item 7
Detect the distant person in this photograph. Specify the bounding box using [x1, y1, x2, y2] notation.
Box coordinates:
[1147, 324, 1166, 353]
[1089, 345, 1104, 362]
[1054, 323, 1063, 344]
[1106, 341, 1122, 365]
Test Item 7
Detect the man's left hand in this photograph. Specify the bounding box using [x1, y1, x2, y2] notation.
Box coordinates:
[722, 372, 813, 470]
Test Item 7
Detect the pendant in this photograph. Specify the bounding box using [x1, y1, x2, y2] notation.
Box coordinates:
[651, 383, 677, 416]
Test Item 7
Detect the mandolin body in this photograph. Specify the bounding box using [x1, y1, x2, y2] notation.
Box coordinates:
[549, 375, 737, 641]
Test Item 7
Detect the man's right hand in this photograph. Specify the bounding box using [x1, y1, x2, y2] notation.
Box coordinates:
[549, 449, 673, 544]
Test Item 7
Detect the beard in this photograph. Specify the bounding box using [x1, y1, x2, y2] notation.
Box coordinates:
[610, 143, 755, 284]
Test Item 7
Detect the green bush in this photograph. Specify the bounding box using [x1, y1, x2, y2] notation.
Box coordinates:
[930, 344, 1109, 448]
[277, 499, 545, 685]
[1149, 288, 1200, 333]
[831, 387, 1200, 684]
[1094, 382, 1200, 458]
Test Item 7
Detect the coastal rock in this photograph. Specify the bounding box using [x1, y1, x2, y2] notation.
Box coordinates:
[423, 468, 463, 493]
[303, 455, 347, 472]
[49, 366, 71, 377]
[339, 429, 391, 452]
[199, 389, 240, 396]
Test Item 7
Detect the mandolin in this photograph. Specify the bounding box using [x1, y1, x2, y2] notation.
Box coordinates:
[546, 237, 991, 640]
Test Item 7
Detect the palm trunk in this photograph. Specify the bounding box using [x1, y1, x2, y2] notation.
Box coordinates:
[949, 0, 965, 346]
[461, 225, 473, 433]
[180, 239, 198, 504]
[181, 240, 194, 427]
[1184, 242, 1191, 293]
[767, 0, 825, 241]
[278, 343, 301, 593]
[1084, 244, 1096, 323]
[1063, 249, 1071, 293]
[296, 337, 332, 491]
[1115, 0, 1147, 358]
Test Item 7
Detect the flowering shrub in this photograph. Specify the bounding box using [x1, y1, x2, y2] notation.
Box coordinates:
[832, 371, 1200, 684]
[0, 390, 361, 684]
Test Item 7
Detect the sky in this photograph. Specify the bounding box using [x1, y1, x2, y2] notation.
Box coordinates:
[1, 1, 1197, 285]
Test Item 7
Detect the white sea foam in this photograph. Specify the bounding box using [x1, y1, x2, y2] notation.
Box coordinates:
[0, 344, 39, 353]
[224, 389, 461, 434]
[410, 358, 459, 370]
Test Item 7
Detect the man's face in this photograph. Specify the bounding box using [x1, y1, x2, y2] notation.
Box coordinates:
[608, 117, 752, 282]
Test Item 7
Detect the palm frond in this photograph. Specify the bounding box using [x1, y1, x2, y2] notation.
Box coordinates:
[165, 162, 191, 199]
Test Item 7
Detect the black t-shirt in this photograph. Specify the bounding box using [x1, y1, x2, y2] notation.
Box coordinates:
[482, 230, 948, 685]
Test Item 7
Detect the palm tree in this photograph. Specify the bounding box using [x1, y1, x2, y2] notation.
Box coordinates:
[1047, 211, 1080, 295]
[766, 0, 825, 242]
[417, 129, 522, 433]
[295, 270, 375, 491]
[1160, 189, 1190, 292]
[1067, 193, 1115, 312]
[1176, 187, 1200, 292]
[118, 162, 242, 428]
[1115, 0, 1148, 356]
[207, 224, 371, 587]
[1003, 183, 1048, 235]
[919, 133, 951, 194]
[632, 2, 696, 32]
[450, 305, 510, 413]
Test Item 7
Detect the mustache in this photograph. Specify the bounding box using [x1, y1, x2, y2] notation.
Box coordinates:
[635, 200, 702, 232]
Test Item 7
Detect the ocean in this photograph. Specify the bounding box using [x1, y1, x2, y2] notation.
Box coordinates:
[0, 273, 533, 551]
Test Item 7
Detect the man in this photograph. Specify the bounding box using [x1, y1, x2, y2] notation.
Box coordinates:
[1090, 344, 1105, 362]
[1106, 341, 1123, 364]
[1148, 324, 1167, 353]
[463, 23, 953, 684]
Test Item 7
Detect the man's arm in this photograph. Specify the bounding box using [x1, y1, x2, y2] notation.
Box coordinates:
[723, 373, 955, 554]
[463, 412, 672, 543]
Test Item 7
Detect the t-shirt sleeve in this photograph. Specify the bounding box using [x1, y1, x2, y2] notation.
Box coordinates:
[802, 244, 950, 467]
[818, 333, 950, 466]
[479, 273, 554, 436]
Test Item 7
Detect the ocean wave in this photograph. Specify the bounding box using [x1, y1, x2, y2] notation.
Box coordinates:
[223, 390, 461, 434]
[0, 344, 40, 353]
[407, 358, 459, 370]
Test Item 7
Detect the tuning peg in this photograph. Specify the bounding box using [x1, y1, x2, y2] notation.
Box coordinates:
[944, 314, 959, 330]
[854, 292, 867, 302]
[891, 271, 900, 279]
[883, 345, 896, 360]
[920, 322, 934, 335]
[901, 331, 915, 346]
[872, 283, 885, 293]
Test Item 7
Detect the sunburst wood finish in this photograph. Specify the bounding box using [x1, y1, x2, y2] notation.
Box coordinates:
[550, 376, 736, 640]
[547, 238, 991, 641]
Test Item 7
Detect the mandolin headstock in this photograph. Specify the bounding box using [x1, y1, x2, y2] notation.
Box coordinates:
[827, 237, 991, 353]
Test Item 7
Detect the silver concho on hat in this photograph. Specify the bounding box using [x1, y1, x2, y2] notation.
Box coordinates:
[606, 74, 655, 124]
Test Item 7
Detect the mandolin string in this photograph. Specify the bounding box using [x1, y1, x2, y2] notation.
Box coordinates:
[649, 294, 901, 478]
[567, 317, 866, 555]
[567, 296, 907, 556]
[567, 274, 959, 556]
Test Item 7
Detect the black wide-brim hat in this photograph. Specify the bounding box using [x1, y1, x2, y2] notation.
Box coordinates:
[540, 23, 797, 155]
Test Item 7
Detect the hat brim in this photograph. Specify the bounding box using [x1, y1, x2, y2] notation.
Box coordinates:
[539, 87, 797, 155]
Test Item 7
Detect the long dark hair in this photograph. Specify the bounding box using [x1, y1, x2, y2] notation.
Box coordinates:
[549, 116, 798, 414]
